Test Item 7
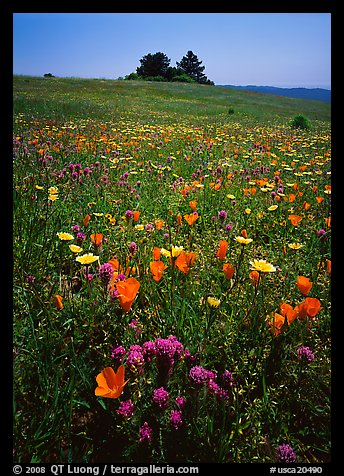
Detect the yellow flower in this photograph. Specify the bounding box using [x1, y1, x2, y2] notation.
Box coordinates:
[135, 224, 144, 231]
[250, 260, 276, 273]
[48, 194, 59, 201]
[69, 244, 83, 253]
[171, 246, 184, 257]
[207, 297, 221, 308]
[93, 212, 104, 217]
[57, 232, 74, 241]
[160, 248, 171, 258]
[268, 205, 278, 211]
[35, 185, 44, 190]
[288, 243, 303, 250]
[227, 194, 236, 199]
[235, 236, 253, 245]
[76, 253, 99, 265]
[48, 186, 58, 195]
[245, 208, 251, 215]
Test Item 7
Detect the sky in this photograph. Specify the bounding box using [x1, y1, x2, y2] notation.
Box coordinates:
[13, 13, 331, 89]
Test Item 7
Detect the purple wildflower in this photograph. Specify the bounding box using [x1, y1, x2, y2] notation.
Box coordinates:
[99, 263, 114, 286]
[276, 444, 297, 463]
[218, 210, 227, 222]
[25, 274, 35, 284]
[117, 399, 135, 418]
[152, 387, 170, 409]
[142, 341, 156, 363]
[139, 422, 153, 443]
[111, 345, 126, 362]
[72, 224, 80, 234]
[128, 241, 138, 255]
[297, 345, 314, 363]
[170, 409, 183, 430]
[175, 396, 186, 409]
[126, 346, 145, 373]
[76, 232, 86, 244]
[189, 365, 213, 386]
[125, 210, 133, 220]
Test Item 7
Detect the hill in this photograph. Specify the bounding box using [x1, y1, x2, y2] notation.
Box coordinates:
[218, 85, 331, 103]
[13, 75, 331, 124]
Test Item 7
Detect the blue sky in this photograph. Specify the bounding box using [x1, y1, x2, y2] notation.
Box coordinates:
[13, 13, 331, 89]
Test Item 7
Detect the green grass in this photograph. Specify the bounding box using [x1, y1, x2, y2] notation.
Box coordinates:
[13, 75, 331, 464]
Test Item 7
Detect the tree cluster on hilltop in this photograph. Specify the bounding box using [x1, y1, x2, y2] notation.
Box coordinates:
[124, 50, 214, 85]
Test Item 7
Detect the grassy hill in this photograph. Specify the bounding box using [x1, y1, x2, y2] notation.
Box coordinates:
[13, 75, 331, 125]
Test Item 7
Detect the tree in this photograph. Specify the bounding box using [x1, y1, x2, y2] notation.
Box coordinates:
[176, 51, 212, 84]
[136, 52, 171, 79]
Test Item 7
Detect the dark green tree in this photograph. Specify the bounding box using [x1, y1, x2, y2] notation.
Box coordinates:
[136, 52, 171, 79]
[176, 51, 213, 84]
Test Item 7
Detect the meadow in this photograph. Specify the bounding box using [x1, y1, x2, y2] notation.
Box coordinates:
[13, 76, 331, 464]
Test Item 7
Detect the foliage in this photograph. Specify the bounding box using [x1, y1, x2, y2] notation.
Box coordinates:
[13, 76, 331, 464]
[136, 52, 171, 79]
[290, 114, 311, 130]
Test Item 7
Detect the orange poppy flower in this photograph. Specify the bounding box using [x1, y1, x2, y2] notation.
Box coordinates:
[324, 216, 331, 228]
[279, 302, 298, 325]
[288, 215, 303, 226]
[296, 276, 313, 296]
[288, 193, 296, 203]
[154, 219, 165, 230]
[268, 313, 287, 336]
[54, 294, 64, 310]
[176, 213, 182, 226]
[90, 233, 104, 246]
[95, 365, 128, 399]
[133, 211, 140, 222]
[327, 259, 331, 275]
[83, 214, 91, 226]
[184, 212, 199, 226]
[223, 263, 235, 280]
[216, 240, 229, 261]
[174, 251, 196, 274]
[249, 270, 260, 286]
[298, 297, 322, 319]
[153, 247, 162, 260]
[115, 277, 140, 312]
[302, 201, 311, 211]
[316, 196, 324, 204]
[150, 261, 168, 282]
[189, 200, 197, 211]
[241, 229, 248, 238]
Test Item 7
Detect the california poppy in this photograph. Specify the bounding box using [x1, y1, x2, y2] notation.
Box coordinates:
[298, 297, 322, 319]
[174, 251, 196, 274]
[150, 261, 168, 282]
[176, 213, 182, 226]
[241, 229, 248, 238]
[95, 365, 128, 399]
[296, 276, 313, 296]
[288, 215, 303, 226]
[189, 200, 197, 211]
[115, 277, 140, 312]
[54, 294, 64, 310]
[90, 233, 104, 247]
[184, 212, 199, 226]
[83, 214, 91, 226]
[302, 201, 311, 211]
[223, 263, 235, 280]
[153, 247, 162, 260]
[279, 302, 299, 325]
[316, 196, 324, 204]
[133, 211, 140, 222]
[327, 259, 331, 275]
[249, 270, 260, 286]
[154, 219, 165, 230]
[267, 313, 287, 336]
[216, 240, 228, 261]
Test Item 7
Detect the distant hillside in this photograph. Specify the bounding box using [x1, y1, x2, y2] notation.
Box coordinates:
[218, 85, 331, 103]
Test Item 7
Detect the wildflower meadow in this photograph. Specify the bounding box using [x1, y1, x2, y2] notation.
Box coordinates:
[13, 76, 331, 464]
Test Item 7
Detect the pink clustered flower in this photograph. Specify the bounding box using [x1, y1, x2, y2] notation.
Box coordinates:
[152, 387, 170, 409]
[139, 422, 153, 443]
[117, 399, 135, 418]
